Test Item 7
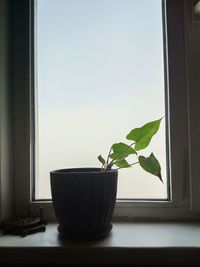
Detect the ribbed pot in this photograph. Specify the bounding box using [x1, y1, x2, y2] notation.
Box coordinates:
[50, 168, 118, 240]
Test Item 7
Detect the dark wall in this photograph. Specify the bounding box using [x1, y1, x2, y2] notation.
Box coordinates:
[0, 0, 14, 223]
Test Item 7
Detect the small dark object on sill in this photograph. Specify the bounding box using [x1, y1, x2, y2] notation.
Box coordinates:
[3, 206, 47, 237]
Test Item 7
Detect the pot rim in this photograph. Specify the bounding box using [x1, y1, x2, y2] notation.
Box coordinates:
[50, 167, 118, 175]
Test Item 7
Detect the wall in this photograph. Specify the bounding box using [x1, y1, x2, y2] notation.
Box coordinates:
[185, 0, 200, 210]
[0, 0, 13, 224]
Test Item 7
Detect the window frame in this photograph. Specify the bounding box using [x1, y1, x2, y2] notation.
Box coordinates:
[13, 0, 200, 220]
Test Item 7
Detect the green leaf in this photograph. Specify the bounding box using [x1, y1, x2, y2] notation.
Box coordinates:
[126, 118, 162, 151]
[98, 155, 106, 165]
[114, 159, 131, 168]
[138, 153, 162, 182]
[109, 142, 137, 161]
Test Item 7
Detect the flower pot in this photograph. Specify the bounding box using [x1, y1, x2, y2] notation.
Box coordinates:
[50, 168, 118, 240]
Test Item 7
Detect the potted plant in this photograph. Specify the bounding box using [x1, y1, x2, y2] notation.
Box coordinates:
[50, 118, 163, 240]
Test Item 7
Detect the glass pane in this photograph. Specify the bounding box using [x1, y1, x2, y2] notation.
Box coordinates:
[35, 0, 168, 199]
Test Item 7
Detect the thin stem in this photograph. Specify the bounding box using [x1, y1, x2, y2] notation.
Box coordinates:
[130, 161, 139, 166]
[101, 164, 104, 172]
[106, 146, 112, 167]
[115, 161, 139, 170]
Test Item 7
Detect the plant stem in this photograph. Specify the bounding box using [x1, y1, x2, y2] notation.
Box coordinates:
[106, 146, 112, 167]
[115, 161, 139, 170]
[101, 164, 104, 172]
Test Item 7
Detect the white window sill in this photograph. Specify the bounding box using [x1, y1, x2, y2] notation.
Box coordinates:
[1, 222, 200, 264]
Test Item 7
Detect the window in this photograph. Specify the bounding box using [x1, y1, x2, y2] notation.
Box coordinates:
[35, 0, 168, 201]
[13, 0, 200, 220]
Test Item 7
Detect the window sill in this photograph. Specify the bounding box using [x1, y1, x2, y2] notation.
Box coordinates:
[1, 222, 200, 264]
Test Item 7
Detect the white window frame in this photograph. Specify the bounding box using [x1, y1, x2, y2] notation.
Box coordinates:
[13, 0, 200, 221]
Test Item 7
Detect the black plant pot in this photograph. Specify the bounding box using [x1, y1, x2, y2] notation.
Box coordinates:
[50, 168, 118, 240]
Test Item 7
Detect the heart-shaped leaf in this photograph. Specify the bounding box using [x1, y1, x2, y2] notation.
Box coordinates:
[114, 159, 131, 168]
[126, 118, 162, 151]
[138, 153, 162, 181]
[98, 155, 106, 165]
[110, 142, 137, 161]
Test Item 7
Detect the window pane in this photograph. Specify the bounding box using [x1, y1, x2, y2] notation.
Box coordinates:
[35, 0, 168, 199]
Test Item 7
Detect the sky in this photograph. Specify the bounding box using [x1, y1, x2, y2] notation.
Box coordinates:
[35, 0, 167, 199]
